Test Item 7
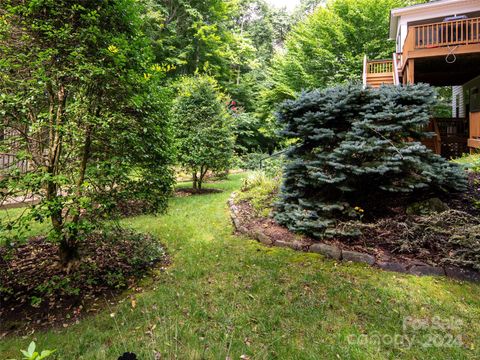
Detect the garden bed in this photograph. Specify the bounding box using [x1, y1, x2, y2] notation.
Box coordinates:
[0, 228, 169, 335]
[175, 188, 223, 197]
[229, 173, 480, 283]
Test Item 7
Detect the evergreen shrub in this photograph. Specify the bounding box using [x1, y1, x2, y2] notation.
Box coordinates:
[274, 84, 467, 238]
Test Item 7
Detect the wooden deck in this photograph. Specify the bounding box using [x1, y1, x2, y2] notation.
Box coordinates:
[400, 16, 480, 73]
[363, 56, 397, 88]
[364, 16, 480, 86]
[363, 16, 480, 154]
[418, 118, 468, 158]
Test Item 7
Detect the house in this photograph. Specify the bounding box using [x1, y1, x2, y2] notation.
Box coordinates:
[363, 0, 480, 157]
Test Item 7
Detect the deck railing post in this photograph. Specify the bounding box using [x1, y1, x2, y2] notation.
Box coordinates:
[363, 55, 368, 88]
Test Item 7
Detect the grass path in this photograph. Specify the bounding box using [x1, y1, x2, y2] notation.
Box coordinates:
[1, 174, 480, 359]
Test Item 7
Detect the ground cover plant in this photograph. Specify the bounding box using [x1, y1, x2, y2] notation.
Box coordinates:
[1, 175, 480, 359]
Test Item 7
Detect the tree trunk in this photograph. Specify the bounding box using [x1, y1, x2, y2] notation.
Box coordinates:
[65, 123, 93, 261]
[198, 166, 208, 190]
[192, 172, 198, 190]
[45, 83, 75, 265]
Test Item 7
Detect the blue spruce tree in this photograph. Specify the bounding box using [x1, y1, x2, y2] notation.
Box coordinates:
[274, 84, 467, 238]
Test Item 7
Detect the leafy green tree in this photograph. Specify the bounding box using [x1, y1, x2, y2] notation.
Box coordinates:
[262, 0, 427, 108]
[0, 0, 174, 263]
[172, 75, 234, 190]
[141, 0, 238, 83]
[274, 84, 466, 238]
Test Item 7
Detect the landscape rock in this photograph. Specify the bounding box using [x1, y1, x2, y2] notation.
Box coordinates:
[233, 218, 241, 230]
[342, 250, 375, 265]
[406, 197, 449, 216]
[274, 240, 291, 248]
[378, 261, 408, 273]
[408, 265, 445, 277]
[255, 231, 273, 245]
[444, 266, 480, 282]
[238, 226, 249, 235]
[309, 243, 342, 260]
[287, 241, 304, 251]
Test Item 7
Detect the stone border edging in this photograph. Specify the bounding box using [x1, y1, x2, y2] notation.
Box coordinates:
[228, 193, 480, 283]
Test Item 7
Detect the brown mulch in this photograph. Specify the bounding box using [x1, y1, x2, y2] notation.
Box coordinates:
[174, 188, 223, 197]
[0, 230, 169, 336]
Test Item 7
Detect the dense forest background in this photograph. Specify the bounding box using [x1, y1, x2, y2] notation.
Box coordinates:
[139, 0, 429, 153]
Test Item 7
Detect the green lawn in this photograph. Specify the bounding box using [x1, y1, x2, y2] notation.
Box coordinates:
[1, 174, 480, 359]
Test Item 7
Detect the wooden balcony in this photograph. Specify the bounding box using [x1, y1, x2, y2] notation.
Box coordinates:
[400, 16, 480, 71]
[363, 56, 398, 88]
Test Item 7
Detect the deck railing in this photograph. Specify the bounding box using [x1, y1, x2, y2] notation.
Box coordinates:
[0, 153, 29, 173]
[413, 17, 480, 49]
[366, 60, 393, 74]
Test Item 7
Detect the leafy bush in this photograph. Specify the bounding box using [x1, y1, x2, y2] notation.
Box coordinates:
[172, 75, 235, 190]
[237, 171, 281, 217]
[0, 0, 174, 264]
[274, 84, 467, 238]
[453, 153, 480, 173]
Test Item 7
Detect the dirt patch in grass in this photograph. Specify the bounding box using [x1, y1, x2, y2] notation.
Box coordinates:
[0, 229, 169, 336]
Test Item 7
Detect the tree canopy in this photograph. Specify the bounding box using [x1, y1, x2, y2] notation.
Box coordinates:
[172, 75, 235, 190]
[262, 0, 427, 108]
[0, 0, 174, 261]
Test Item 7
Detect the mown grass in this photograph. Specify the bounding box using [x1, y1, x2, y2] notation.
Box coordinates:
[1, 174, 480, 359]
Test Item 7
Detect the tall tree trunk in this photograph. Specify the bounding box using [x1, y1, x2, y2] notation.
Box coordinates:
[45, 83, 74, 265]
[66, 123, 93, 261]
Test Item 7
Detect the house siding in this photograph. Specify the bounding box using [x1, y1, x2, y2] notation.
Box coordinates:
[452, 86, 465, 118]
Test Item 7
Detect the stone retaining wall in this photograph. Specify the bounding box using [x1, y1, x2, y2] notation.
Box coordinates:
[228, 193, 480, 283]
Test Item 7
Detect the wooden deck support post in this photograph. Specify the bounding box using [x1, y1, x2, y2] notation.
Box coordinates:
[406, 59, 415, 84]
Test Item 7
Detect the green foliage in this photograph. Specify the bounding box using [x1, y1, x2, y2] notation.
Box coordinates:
[274, 84, 467, 238]
[232, 112, 279, 154]
[237, 171, 280, 217]
[0, 0, 174, 256]
[141, 0, 237, 83]
[8, 342, 55, 360]
[262, 0, 426, 108]
[172, 75, 234, 189]
[453, 153, 480, 172]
